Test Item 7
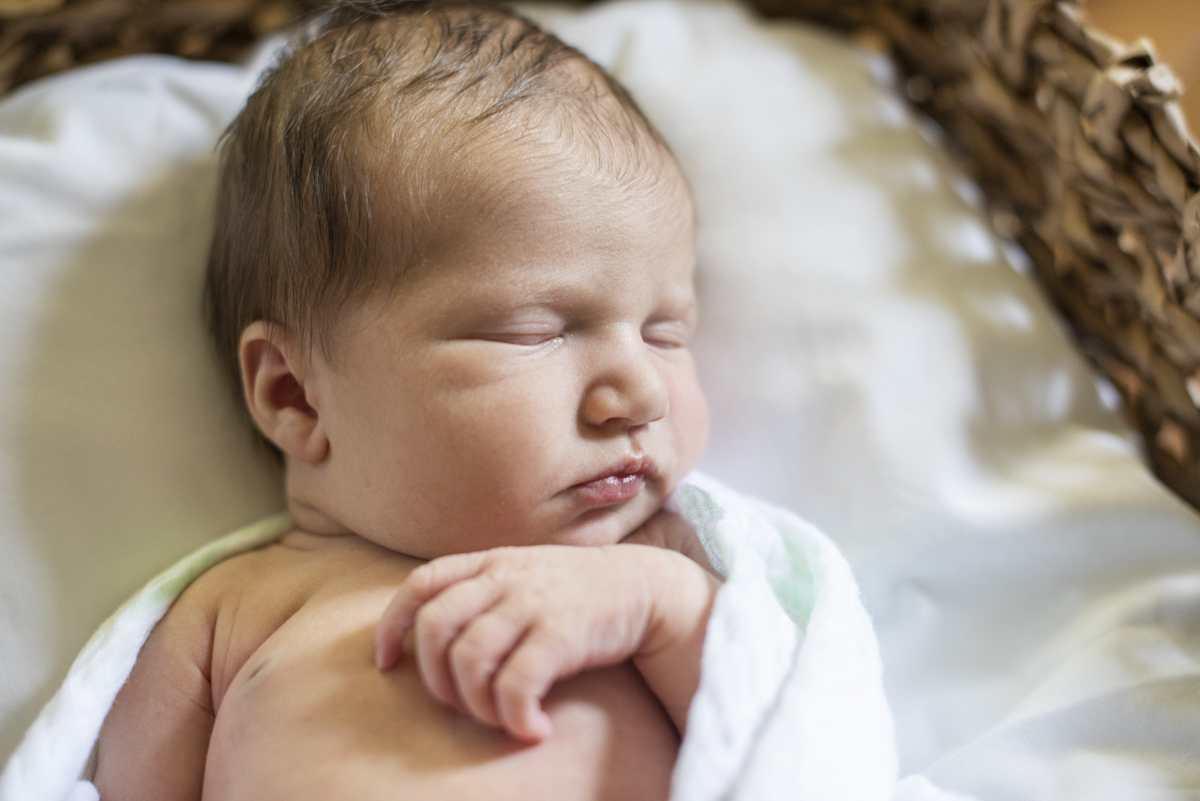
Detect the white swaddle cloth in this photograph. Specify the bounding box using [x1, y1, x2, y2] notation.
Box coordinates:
[670, 474, 897, 801]
[0, 473, 897, 801]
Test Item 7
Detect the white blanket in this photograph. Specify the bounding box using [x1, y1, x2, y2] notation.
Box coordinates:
[2, 475, 896, 801]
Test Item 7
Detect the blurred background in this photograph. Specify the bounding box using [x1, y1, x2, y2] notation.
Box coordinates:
[1087, 0, 1200, 126]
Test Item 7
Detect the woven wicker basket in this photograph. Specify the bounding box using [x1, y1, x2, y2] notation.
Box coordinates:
[3, 0, 1199, 510]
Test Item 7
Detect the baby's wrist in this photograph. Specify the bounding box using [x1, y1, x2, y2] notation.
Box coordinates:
[635, 547, 718, 657]
[624, 546, 717, 734]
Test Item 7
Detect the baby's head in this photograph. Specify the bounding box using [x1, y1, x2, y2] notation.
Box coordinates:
[206, 0, 709, 559]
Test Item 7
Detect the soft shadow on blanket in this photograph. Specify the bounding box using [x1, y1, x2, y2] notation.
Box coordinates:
[6, 159, 283, 758]
[677, 17, 1200, 784]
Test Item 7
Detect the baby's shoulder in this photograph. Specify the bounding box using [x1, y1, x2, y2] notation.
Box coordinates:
[171, 530, 418, 703]
[181, 530, 399, 629]
[152, 534, 320, 682]
[186, 528, 410, 607]
[169, 532, 306, 623]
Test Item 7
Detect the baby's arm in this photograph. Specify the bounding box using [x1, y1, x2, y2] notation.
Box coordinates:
[93, 591, 215, 801]
[374, 518, 720, 742]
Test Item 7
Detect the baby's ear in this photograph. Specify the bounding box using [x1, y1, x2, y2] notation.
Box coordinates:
[239, 322, 328, 464]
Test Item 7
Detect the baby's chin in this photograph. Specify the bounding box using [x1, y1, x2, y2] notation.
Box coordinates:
[551, 500, 663, 548]
[336, 489, 671, 558]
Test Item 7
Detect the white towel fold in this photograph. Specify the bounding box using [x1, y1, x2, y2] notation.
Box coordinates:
[671, 473, 897, 801]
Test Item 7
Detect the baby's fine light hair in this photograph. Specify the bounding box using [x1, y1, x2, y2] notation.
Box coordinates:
[205, 0, 668, 408]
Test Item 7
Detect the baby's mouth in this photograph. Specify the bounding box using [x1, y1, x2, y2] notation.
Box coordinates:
[569, 457, 657, 507]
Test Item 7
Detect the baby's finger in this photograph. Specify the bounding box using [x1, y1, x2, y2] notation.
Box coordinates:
[414, 575, 503, 710]
[494, 632, 573, 743]
[449, 607, 530, 728]
[375, 551, 490, 669]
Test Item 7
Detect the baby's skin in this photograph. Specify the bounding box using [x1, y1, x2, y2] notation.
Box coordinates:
[96, 514, 713, 800]
[95, 119, 716, 799]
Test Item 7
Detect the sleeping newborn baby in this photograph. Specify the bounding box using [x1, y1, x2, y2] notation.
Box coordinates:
[93, 1, 720, 798]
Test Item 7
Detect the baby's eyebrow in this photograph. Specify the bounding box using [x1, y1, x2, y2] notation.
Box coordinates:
[655, 287, 699, 317]
[440, 297, 568, 331]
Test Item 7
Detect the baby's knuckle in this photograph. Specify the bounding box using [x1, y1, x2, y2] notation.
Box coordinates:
[452, 649, 497, 689]
[475, 571, 504, 600]
[536, 625, 573, 654]
[408, 562, 438, 594]
[483, 552, 522, 581]
[450, 628, 487, 662]
[496, 660, 542, 697]
[415, 601, 451, 635]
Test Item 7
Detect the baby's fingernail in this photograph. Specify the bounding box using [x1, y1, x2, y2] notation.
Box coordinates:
[534, 712, 553, 740]
[517, 712, 552, 744]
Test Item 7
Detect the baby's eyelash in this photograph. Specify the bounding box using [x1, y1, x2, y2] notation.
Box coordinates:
[503, 333, 563, 346]
[475, 330, 564, 347]
[642, 321, 690, 348]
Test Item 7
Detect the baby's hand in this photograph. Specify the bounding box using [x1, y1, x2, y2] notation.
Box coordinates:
[374, 543, 715, 743]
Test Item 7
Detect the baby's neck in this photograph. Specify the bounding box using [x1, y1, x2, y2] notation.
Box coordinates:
[287, 495, 355, 537]
[285, 461, 355, 537]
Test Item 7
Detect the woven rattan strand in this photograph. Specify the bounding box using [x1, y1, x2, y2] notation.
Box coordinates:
[3, 0, 1200, 511]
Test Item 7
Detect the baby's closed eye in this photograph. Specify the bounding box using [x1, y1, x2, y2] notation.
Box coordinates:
[455, 309, 567, 348]
[641, 319, 691, 349]
[473, 325, 565, 347]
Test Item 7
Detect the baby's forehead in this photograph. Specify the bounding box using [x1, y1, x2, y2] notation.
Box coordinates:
[357, 75, 678, 197]
[368, 131, 689, 249]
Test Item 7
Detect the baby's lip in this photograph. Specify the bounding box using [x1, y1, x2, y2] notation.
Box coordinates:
[574, 455, 658, 488]
[569, 456, 658, 507]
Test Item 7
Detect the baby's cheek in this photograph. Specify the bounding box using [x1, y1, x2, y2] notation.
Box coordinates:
[667, 368, 710, 473]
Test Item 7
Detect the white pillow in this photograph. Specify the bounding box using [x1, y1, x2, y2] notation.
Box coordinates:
[3, 1, 1200, 797]
[0, 54, 284, 761]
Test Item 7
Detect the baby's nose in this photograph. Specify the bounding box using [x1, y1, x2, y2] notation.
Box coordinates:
[579, 337, 669, 431]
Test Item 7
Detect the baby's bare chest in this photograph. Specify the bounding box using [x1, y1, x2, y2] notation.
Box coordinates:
[200, 543, 679, 801]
